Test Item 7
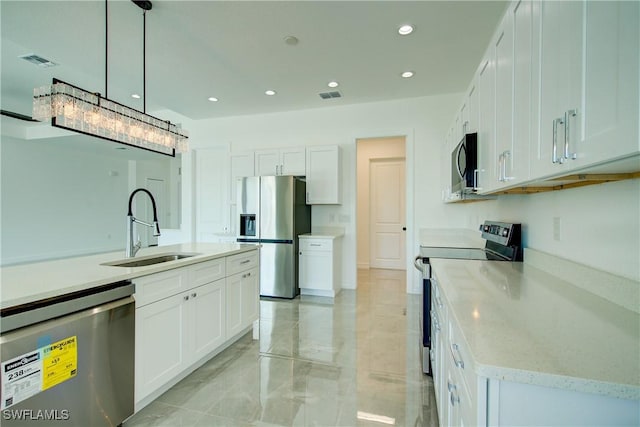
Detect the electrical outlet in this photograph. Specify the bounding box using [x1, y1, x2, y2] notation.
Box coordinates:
[553, 217, 561, 241]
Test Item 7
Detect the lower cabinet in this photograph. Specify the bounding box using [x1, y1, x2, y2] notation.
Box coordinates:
[226, 267, 259, 338]
[299, 236, 341, 298]
[135, 279, 226, 401]
[133, 250, 259, 409]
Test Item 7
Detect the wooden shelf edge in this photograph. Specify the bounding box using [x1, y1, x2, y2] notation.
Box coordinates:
[492, 171, 640, 195]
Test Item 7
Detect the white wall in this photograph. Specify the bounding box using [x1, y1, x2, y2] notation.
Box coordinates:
[188, 94, 462, 291]
[1, 136, 129, 264]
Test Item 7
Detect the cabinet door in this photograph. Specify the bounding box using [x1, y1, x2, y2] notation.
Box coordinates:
[230, 152, 255, 203]
[533, 0, 583, 178]
[195, 147, 230, 239]
[226, 272, 243, 338]
[575, 1, 639, 166]
[241, 267, 259, 327]
[189, 279, 226, 362]
[135, 294, 186, 402]
[494, 12, 515, 187]
[306, 145, 342, 204]
[467, 82, 479, 133]
[254, 150, 280, 176]
[280, 147, 306, 175]
[477, 51, 498, 193]
[299, 249, 332, 292]
[510, 0, 539, 186]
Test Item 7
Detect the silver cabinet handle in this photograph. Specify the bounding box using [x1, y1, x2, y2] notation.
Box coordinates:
[435, 295, 443, 309]
[450, 384, 460, 406]
[240, 259, 251, 265]
[306, 192, 310, 203]
[498, 152, 505, 181]
[191, 293, 197, 298]
[451, 343, 465, 369]
[310, 243, 322, 247]
[564, 109, 578, 161]
[552, 117, 564, 164]
[503, 150, 514, 181]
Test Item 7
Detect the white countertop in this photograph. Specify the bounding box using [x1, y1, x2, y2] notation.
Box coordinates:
[0, 243, 258, 310]
[430, 258, 640, 400]
[300, 227, 345, 239]
[419, 227, 484, 248]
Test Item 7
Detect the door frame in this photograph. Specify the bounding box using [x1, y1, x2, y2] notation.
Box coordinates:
[354, 130, 416, 294]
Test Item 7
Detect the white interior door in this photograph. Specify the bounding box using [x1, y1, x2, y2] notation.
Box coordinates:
[369, 158, 406, 270]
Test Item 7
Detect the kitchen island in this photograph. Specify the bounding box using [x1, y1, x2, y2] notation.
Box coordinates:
[1, 242, 260, 414]
[430, 249, 639, 426]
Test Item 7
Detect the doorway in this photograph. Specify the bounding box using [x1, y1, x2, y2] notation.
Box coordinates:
[356, 136, 406, 270]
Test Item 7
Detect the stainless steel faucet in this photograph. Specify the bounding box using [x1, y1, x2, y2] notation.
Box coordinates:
[126, 188, 161, 258]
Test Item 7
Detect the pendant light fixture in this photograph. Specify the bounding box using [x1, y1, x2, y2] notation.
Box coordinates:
[32, 0, 188, 157]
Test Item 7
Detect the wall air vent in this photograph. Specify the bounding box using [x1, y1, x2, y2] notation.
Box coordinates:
[19, 53, 58, 68]
[319, 91, 342, 100]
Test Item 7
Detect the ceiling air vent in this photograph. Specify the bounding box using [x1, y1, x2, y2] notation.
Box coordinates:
[19, 53, 57, 68]
[319, 91, 342, 100]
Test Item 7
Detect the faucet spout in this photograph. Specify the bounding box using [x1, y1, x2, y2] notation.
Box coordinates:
[126, 188, 161, 258]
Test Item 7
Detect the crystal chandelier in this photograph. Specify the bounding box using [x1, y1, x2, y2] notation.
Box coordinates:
[33, 79, 188, 156]
[31, 1, 188, 157]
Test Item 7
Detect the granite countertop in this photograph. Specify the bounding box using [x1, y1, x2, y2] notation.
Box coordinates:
[430, 257, 640, 400]
[0, 243, 258, 310]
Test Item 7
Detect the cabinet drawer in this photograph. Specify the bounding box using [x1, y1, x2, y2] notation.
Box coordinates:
[300, 238, 331, 251]
[190, 258, 226, 287]
[134, 268, 188, 307]
[226, 250, 259, 276]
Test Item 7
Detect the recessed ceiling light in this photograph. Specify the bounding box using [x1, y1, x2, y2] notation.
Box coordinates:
[328, 81, 339, 88]
[284, 35, 299, 46]
[265, 90, 277, 96]
[398, 24, 414, 35]
[401, 71, 415, 78]
[131, 93, 141, 99]
[208, 97, 218, 102]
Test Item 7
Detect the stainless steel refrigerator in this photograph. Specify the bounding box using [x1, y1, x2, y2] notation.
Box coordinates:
[237, 176, 311, 298]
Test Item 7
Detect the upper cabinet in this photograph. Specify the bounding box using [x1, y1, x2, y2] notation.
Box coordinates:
[254, 147, 306, 176]
[533, 0, 639, 180]
[447, 0, 639, 200]
[306, 145, 342, 205]
[229, 152, 254, 204]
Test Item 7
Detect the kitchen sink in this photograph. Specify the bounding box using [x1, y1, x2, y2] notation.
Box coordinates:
[102, 252, 200, 268]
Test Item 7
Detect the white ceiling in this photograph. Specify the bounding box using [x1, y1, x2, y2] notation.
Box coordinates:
[1, 0, 508, 122]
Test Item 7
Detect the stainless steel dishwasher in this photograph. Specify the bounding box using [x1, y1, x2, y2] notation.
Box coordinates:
[0, 281, 135, 426]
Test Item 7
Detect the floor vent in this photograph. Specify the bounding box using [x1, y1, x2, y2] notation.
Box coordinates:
[319, 91, 342, 99]
[19, 53, 57, 68]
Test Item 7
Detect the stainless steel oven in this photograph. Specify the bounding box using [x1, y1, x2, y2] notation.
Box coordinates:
[414, 221, 522, 376]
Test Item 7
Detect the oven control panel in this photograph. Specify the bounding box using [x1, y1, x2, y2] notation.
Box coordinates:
[479, 221, 521, 246]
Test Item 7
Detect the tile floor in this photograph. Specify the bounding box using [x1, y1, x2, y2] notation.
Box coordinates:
[124, 269, 439, 426]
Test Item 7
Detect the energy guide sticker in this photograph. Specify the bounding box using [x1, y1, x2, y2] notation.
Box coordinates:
[1, 336, 77, 409]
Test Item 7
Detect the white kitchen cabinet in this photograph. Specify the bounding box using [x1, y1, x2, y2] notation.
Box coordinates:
[229, 152, 255, 203]
[494, 11, 515, 186]
[135, 291, 186, 402]
[298, 236, 341, 298]
[466, 81, 479, 134]
[225, 251, 259, 338]
[305, 145, 342, 204]
[195, 147, 230, 240]
[254, 147, 306, 176]
[533, 0, 639, 179]
[476, 50, 499, 194]
[134, 250, 259, 409]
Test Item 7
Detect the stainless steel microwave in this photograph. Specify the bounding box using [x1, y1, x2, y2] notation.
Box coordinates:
[451, 132, 478, 194]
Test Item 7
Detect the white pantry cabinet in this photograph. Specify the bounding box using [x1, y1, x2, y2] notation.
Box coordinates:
[298, 235, 342, 297]
[305, 145, 342, 204]
[254, 147, 306, 176]
[195, 148, 230, 240]
[229, 152, 254, 204]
